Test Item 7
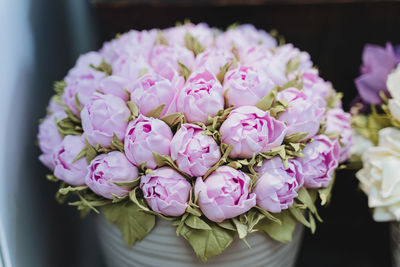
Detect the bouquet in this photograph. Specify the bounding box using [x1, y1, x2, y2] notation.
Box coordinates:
[352, 43, 400, 222]
[38, 22, 352, 261]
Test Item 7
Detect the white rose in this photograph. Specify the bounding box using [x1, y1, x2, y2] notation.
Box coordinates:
[356, 127, 400, 222]
[350, 130, 373, 158]
[387, 64, 400, 99]
[389, 98, 400, 121]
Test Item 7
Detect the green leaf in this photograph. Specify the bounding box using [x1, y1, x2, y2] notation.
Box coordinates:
[111, 176, 141, 188]
[246, 209, 266, 232]
[146, 104, 165, 119]
[58, 185, 88, 195]
[296, 187, 318, 214]
[110, 133, 124, 152]
[46, 174, 59, 182]
[102, 201, 156, 246]
[178, 222, 235, 262]
[155, 31, 168, 46]
[232, 218, 248, 239]
[286, 55, 300, 76]
[255, 210, 296, 243]
[160, 112, 186, 129]
[318, 173, 335, 206]
[254, 206, 281, 225]
[89, 59, 112, 76]
[127, 101, 139, 118]
[53, 80, 66, 95]
[185, 215, 212, 230]
[178, 60, 191, 81]
[284, 132, 308, 143]
[74, 93, 82, 113]
[289, 206, 311, 228]
[216, 62, 232, 84]
[186, 205, 202, 217]
[203, 144, 233, 179]
[255, 86, 278, 111]
[217, 220, 236, 231]
[184, 32, 205, 56]
[309, 211, 316, 234]
[226, 22, 240, 31]
[152, 152, 190, 178]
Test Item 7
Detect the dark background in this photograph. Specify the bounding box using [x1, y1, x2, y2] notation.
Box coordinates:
[32, 1, 400, 266]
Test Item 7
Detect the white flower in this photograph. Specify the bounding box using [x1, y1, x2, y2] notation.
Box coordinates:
[356, 127, 400, 221]
[350, 130, 373, 158]
[387, 64, 400, 99]
[388, 64, 400, 121]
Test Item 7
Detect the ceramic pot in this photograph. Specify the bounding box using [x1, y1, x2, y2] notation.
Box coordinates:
[96, 215, 303, 267]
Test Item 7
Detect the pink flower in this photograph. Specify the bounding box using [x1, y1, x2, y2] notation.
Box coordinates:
[100, 29, 157, 63]
[81, 93, 131, 147]
[98, 75, 130, 101]
[220, 106, 287, 158]
[38, 111, 67, 170]
[193, 48, 235, 75]
[53, 135, 88, 186]
[298, 135, 340, 188]
[165, 23, 214, 48]
[253, 157, 303, 213]
[48, 97, 65, 114]
[170, 124, 221, 177]
[140, 167, 191, 217]
[63, 52, 106, 116]
[130, 73, 180, 117]
[111, 55, 150, 82]
[301, 69, 332, 107]
[217, 24, 277, 53]
[195, 166, 256, 222]
[86, 151, 138, 199]
[224, 66, 275, 107]
[252, 44, 312, 86]
[124, 115, 173, 169]
[149, 44, 195, 81]
[176, 69, 224, 123]
[325, 108, 353, 163]
[277, 88, 324, 139]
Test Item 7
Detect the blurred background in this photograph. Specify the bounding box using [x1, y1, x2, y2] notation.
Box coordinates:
[1, 0, 400, 266]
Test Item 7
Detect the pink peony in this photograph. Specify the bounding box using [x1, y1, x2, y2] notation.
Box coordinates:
[98, 75, 130, 101]
[298, 135, 340, 188]
[217, 24, 277, 54]
[193, 48, 235, 75]
[111, 55, 150, 82]
[195, 166, 256, 222]
[223, 65, 275, 107]
[253, 157, 303, 213]
[140, 167, 191, 217]
[124, 115, 173, 169]
[276, 88, 324, 139]
[86, 151, 138, 199]
[81, 93, 131, 147]
[164, 23, 215, 48]
[325, 108, 353, 163]
[130, 73, 179, 117]
[176, 69, 224, 123]
[38, 111, 67, 170]
[220, 106, 287, 158]
[63, 52, 106, 116]
[149, 44, 195, 81]
[301, 68, 332, 107]
[53, 135, 88, 186]
[170, 124, 221, 177]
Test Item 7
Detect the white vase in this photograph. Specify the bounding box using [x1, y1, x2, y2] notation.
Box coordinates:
[96, 214, 303, 267]
[392, 222, 400, 267]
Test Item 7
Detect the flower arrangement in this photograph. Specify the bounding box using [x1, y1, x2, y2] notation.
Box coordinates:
[351, 43, 400, 222]
[38, 22, 351, 261]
